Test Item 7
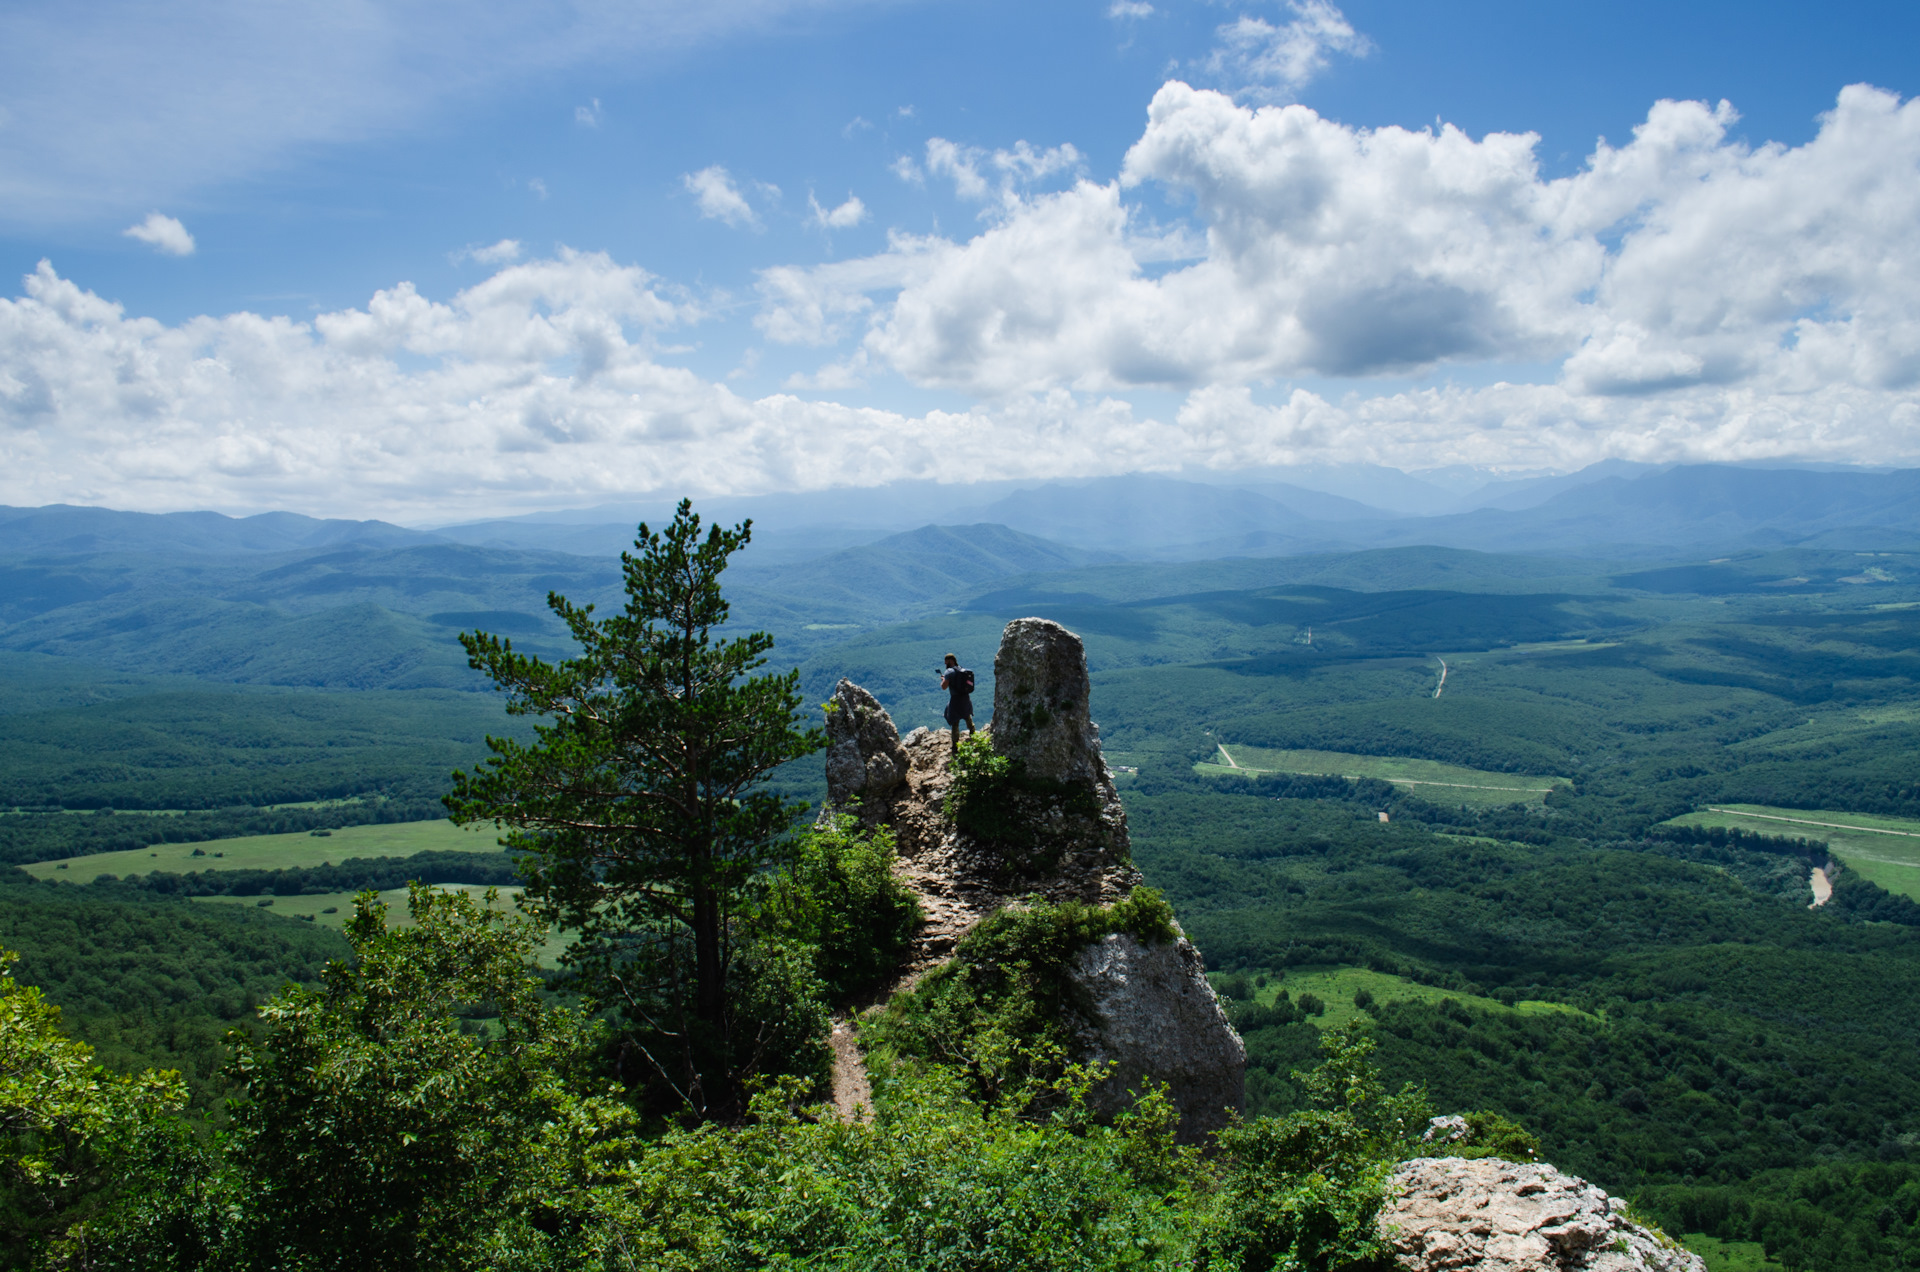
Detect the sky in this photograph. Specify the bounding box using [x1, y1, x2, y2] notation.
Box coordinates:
[1, 0, 1917, 521]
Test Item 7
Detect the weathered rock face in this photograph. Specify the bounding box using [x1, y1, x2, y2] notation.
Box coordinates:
[1069, 932, 1245, 1143]
[1382, 1157, 1707, 1272]
[825, 620, 1243, 1141]
[823, 679, 909, 805]
[993, 617, 1103, 786]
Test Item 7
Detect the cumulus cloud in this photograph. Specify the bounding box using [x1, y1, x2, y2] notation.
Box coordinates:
[575, 98, 601, 126]
[6, 85, 1920, 518]
[809, 192, 868, 230]
[122, 212, 195, 255]
[684, 165, 767, 229]
[1204, 0, 1369, 101]
[755, 81, 1920, 421]
[1108, 1, 1153, 17]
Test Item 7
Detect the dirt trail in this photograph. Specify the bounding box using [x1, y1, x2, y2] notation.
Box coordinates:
[828, 1017, 872, 1121]
[1809, 867, 1833, 908]
[1432, 658, 1448, 699]
[1217, 744, 1240, 768]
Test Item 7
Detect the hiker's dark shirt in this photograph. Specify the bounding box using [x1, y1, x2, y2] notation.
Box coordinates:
[941, 668, 973, 723]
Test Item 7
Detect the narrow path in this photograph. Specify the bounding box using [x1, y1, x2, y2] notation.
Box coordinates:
[1705, 808, 1920, 838]
[1809, 867, 1833, 908]
[1432, 658, 1448, 699]
[828, 1016, 872, 1122]
[1218, 743, 1240, 768]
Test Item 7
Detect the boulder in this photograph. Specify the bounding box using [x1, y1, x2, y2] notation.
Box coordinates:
[992, 617, 1105, 786]
[823, 679, 910, 805]
[1070, 931, 1245, 1143]
[1381, 1157, 1707, 1272]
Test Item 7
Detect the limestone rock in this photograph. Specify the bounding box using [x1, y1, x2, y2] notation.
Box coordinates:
[1070, 932, 1245, 1143]
[823, 679, 909, 805]
[1382, 1157, 1707, 1272]
[993, 617, 1104, 786]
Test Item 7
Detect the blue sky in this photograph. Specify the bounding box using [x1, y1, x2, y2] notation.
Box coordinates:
[1, 0, 1917, 518]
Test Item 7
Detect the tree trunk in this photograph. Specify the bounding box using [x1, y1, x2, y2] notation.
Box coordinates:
[690, 878, 734, 1117]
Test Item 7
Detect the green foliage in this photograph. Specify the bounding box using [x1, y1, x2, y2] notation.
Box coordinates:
[865, 890, 1179, 1111]
[1641, 1161, 1920, 1272]
[605, 1068, 1201, 1271]
[754, 814, 921, 1002]
[446, 502, 824, 1119]
[1196, 1024, 1429, 1272]
[86, 885, 639, 1272]
[0, 947, 185, 1271]
[1425, 1111, 1541, 1163]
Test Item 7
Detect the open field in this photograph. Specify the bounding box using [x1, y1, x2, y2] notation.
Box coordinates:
[193, 883, 571, 966]
[22, 818, 498, 883]
[1198, 744, 1569, 807]
[1664, 804, 1920, 902]
[1219, 963, 1592, 1032]
[1681, 1234, 1788, 1272]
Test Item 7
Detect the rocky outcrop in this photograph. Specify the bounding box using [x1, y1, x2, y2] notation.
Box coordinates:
[823, 679, 909, 806]
[1381, 1157, 1707, 1272]
[1070, 932, 1246, 1142]
[993, 618, 1105, 786]
[825, 618, 1244, 1141]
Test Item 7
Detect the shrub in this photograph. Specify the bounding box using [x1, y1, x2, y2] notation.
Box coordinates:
[864, 890, 1178, 1112]
[1197, 1023, 1430, 1272]
[756, 814, 922, 1002]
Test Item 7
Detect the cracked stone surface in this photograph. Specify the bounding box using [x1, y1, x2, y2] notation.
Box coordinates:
[1382, 1158, 1708, 1272]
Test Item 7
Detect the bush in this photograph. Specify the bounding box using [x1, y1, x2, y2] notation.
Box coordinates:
[864, 890, 1178, 1112]
[756, 814, 922, 1002]
[1197, 1024, 1429, 1272]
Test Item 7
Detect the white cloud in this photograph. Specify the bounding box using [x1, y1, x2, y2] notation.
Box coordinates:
[1107, 2, 1153, 17]
[809, 192, 868, 230]
[122, 211, 194, 256]
[455, 238, 523, 265]
[7, 86, 1920, 519]
[890, 155, 924, 185]
[0, 0, 864, 226]
[923, 138, 1085, 204]
[1205, 0, 1369, 101]
[684, 165, 764, 229]
[528, 178, 549, 200]
[575, 98, 601, 127]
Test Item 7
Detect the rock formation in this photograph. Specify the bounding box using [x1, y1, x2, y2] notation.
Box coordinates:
[823, 679, 909, 805]
[993, 617, 1105, 786]
[1381, 1157, 1707, 1272]
[823, 616, 1245, 1141]
[1070, 932, 1246, 1142]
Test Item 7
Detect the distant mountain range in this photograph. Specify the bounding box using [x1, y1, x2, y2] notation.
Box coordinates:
[0, 462, 1914, 693]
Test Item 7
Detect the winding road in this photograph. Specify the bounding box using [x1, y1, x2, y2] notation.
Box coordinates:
[1433, 658, 1448, 699]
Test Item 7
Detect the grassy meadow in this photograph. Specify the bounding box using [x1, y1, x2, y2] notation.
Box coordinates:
[22, 818, 496, 883]
[193, 883, 571, 965]
[1198, 744, 1568, 806]
[1216, 963, 1594, 1031]
[1664, 804, 1920, 901]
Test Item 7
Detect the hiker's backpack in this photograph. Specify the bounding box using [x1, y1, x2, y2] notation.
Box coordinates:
[959, 668, 976, 693]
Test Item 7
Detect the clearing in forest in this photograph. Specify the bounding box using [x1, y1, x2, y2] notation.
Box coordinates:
[21, 818, 496, 883]
[1215, 964, 1592, 1031]
[1664, 804, 1920, 903]
[1196, 745, 1569, 807]
[193, 884, 572, 965]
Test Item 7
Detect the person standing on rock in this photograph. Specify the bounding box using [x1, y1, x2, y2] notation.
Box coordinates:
[939, 653, 976, 751]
